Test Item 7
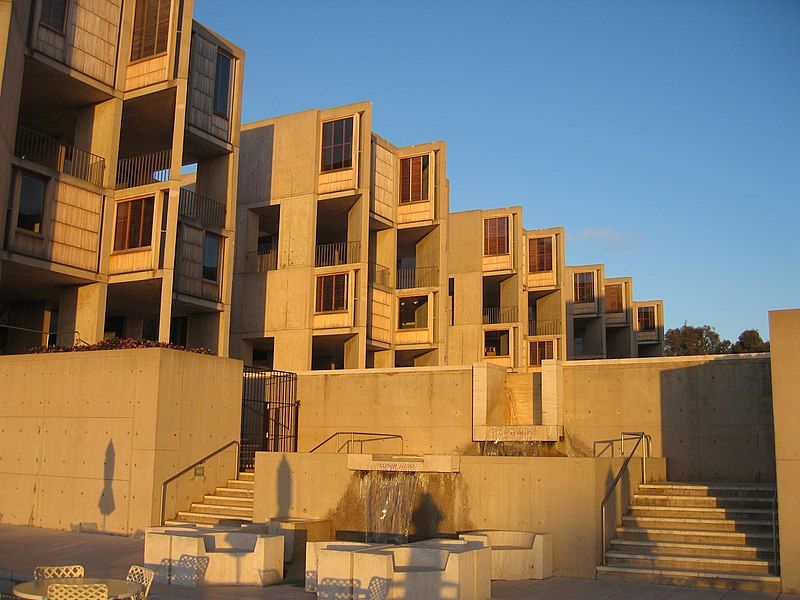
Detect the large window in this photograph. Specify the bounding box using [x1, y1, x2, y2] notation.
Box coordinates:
[638, 306, 656, 331]
[574, 272, 595, 303]
[484, 216, 509, 256]
[529, 236, 553, 272]
[202, 233, 221, 282]
[114, 197, 154, 251]
[130, 0, 171, 62]
[400, 155, 429, 203]
[321, 117, 353, 172]
[17, 172, 47, 234]
[398, 296, 429, 329]
[213, 50, 232, 116]
[315, 273, 348, 312]
[40, 0, 67, 33]
[529, 340, 554, 366]
[605, 284, 623, 313]
[484, 330, 510, 357]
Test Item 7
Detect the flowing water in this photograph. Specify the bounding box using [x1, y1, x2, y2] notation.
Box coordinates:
[359, 471, 421, 544]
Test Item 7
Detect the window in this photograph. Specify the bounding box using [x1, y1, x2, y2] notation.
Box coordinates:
[40, 0, 67, 33]
[398, 296, 429, 329]
[114, 197, 154, 251]
[321, 117, 353, 172]
[202, 233, 221, 281]
[400, 155, 429, 203]
[529, 340, 554, 366]
[17, 172, 47, 234]
[638, 306, 656, 331]
[130, 0, 171, 62]
[529, 237, 553, 272]
[605, 284, 623, 313]
[484, 330, 510, 357]
[574, 272, 595, 303]
[484, 216, 509, 256]
[213, 51, 232, 116]
[315, 273, 347, 312]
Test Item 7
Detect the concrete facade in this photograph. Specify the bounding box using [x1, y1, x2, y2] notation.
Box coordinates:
[0, 0, 244, 357]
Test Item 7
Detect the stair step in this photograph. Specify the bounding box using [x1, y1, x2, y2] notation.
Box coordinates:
[226, 479, 255, 489]
[237, 472, 255, 481]
[174, 511, 253, 525]
[214, 486, 254, 497]
[629, 505, 774, 520]
[596, 564, 781, 592]
[639, 483, 775, 498]
[633, 494, 775, 508]
[202, 495, 254, 507]
[609, 538, 775, 559]
[616, 526, 772, 545]
[605, 551, 774, 575]
[189, 503, 253, 517]
[622, 515, 773, 532]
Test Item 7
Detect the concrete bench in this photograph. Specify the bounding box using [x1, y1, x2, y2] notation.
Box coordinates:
[306, 541, 387, 595]
[459, 530, 552, 580]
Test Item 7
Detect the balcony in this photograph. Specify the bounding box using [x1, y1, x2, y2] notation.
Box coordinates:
[397, 266, 438, 289]
[14, 126, 105, 187]
[115, 149, 171, 190]
[246, 249, 278, 273]
[315, 241, 360, 268]
[179, 189, 226, 230]
[368, 262, 391, 287]
[483, 306, 519, 325]
[528, 319, 562, 336]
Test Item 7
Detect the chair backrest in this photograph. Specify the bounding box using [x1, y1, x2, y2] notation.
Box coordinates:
[34, 565, 85, 580]
[46, 583, 109, 600]
[126, 565, 155, 598]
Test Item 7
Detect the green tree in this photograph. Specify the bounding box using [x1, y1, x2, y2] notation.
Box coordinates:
[664, 324, 731, 356]
[730, 329, 770, 353]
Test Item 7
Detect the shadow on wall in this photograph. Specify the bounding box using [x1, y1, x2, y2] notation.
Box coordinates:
[277, 455, 292, 518]
[98, 439, 116, 528]
[659, 359, 774, 482]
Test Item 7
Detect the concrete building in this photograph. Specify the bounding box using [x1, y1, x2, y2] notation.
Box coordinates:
[634, 299, 665, 357]
[0, 0, 243, 356]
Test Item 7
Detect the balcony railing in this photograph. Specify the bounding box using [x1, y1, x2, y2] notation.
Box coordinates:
[315, 241, 360, 267]
[246, 249, 278, 272]
[397, 266, 438, 289]
[116, 149, 171, 189]
[179, 188, 226, 229]
[14, 126, 105, 186]
[368, 262, 391, 287]
[483, 306, 519, 325]
[528, 319, 562, 336]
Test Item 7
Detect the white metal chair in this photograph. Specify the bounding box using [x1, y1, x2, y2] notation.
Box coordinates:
[33, 565, 85, 580]
[126, 565, 155, 599]
[46, 583, 108, 600]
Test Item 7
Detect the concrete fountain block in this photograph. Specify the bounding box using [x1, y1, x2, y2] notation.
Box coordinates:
[347, 453, 460, 473]
[266, 517, 332, 563]
[458, 530, 553, 580]
[312, 542, 389, 597]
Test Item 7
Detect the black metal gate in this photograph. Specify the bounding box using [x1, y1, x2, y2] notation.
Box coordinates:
[240, 366, 298, 471]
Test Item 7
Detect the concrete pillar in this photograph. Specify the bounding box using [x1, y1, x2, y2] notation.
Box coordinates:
[58, 282, 107, 346]
[158, 273, 173, 343]
[372, 349, 393, 368]
[343, 334, 360, 369]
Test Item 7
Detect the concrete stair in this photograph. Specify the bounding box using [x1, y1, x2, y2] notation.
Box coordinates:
[597, 482, 780, 592]
[168, 471, 254, 526]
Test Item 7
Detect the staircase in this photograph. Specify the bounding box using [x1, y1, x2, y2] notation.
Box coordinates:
[597, 482, 780, 592]
[167, 472, 255, 525]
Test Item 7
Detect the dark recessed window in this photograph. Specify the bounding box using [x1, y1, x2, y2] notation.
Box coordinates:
[529, 236, 552, 272]
[130, 0, 171, 62]
[400, 155, 429, 203]
[484, 330, 510, 357]
[213, 50, 232, 116]
[638, 306, 656, 331]
[40, 0, 68, 33]
[315, 273, 347, 312]
[203, 233, 221, 282]
[530, 340, 554, 366]
[321, 117, 353, 172]
[605, 284, 623, 313]
[17, 172, 47, 234]
[114, 197, 154, 251]
[574, 272, 595, 303]
[484, 216, 509, 256]
[398, 296, 428, 329]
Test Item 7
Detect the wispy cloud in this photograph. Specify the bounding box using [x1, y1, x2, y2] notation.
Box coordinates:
[579, 228, 644, 252]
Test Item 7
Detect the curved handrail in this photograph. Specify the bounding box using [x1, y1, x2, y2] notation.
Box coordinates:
[309, 431, 404, 454]
[159, 440, 240, 525]
[600, 431, 650, 565]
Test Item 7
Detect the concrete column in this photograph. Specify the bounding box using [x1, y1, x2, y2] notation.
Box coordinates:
[158, 273, 173, 343]
[6, 301, 52, 352]
[372, 349, 393, 368]
[343, 334, 360, 369]
[58, 282, 107, 346]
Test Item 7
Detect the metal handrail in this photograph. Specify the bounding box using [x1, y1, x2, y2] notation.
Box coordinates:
[0, 323, 86, 347]
[528, 319, 562, 336]
[246, 249, 278, 272]
[396, 266, 438, 289]
[14, 126, 106, 186]
[772, 487, 780, 575]
[599, 431, 651, 565]
[315, 241, 360, 267]
[179, 188, 226, 229]
[483, 306, 519, 324]
[368, 262, 391, 287]
[116, 149, 171, 189]
[159, 440, 240, 525]
[309, 431, 404, 454]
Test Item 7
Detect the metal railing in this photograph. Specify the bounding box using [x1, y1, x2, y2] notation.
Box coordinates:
[14, 126, 105, 186]
[309, 431, 404, 454]
[159, 440, 239, 525]
[246, 249, 278, 272]
[179, 188, 226, 229]
[483, 306, 519, 324]
[599, 432, 652, 565]
[396, 266, 438, 289]
[315, 241, 360, 267]
[368, 262, 391, 287]
[115, 149, 171, 189]
[528, 319, 562, 336]
[0, 323, 85, 348]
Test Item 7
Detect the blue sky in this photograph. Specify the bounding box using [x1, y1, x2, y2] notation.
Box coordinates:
[195, 0, 800, 342]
